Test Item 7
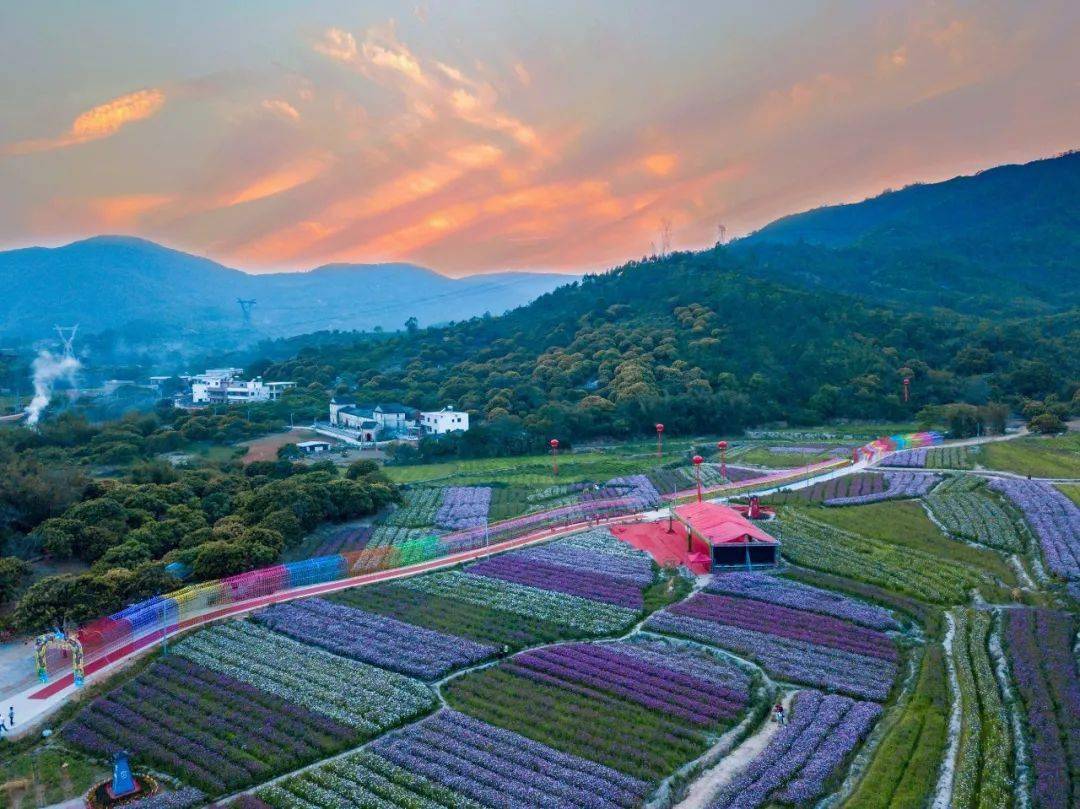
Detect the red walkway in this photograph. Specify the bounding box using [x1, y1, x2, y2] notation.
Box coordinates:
[610, 521, 712, 574]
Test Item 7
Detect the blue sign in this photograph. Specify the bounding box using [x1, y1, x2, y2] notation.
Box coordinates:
[111, 751, 137, 797]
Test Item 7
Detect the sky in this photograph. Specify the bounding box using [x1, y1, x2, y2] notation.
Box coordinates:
[1, 1, 1077, 276]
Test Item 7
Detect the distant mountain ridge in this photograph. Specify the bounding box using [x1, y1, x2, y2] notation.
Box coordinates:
[0, 236, 577, 343]
[734, 151, 1079, 314]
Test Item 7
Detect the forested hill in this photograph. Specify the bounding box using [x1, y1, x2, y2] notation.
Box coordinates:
[263, 246, 1079, 445]
[734, 151, 1079, 315]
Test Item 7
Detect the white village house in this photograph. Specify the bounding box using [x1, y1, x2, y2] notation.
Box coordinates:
[190, 369, 295, 405]
[327, 400, 469, 440]
[419, 406, 470, 435]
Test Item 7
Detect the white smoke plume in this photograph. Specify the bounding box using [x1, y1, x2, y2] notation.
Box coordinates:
[25, 350, 80, 426]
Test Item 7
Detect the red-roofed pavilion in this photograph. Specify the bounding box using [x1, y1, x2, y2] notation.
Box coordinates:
[674, 502, 780, 569]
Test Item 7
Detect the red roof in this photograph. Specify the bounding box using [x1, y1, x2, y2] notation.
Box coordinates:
[675, 502, 778, 546]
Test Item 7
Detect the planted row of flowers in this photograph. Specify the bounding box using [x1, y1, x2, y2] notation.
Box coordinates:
[257, 748, 482, 809]
[514, 540, 655, 586]
[505, 641, 750, 727]
[824, 471, 939, 505]
[1002, 608, 1080, 809]
[384, 486, 443, 528]
[644, 610, 896, 701]
[174, 620, 434, 733]
[252, 597, 498, 680]
[925, 488, 1023, 551]
[396, 570, 640, 634]
[949, 609, 1013, 809]
[879, 448, 928, 468]
[666, 593, 898, 662]
[369, 709, 651, 809]
[706, 690, 881, 808]
[62, 655, 355, 794]
[705, 572, 899, 630]
[436, 486, 492, 530]
[467, 554, 645, 609]
[989, 478, 1080, 582]
[796, 473, 886, 503]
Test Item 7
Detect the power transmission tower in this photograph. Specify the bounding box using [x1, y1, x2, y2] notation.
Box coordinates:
[54, 325, 78, 358]
[716, 222, 727, 245]
[237, 299, 257, 325]
[659, 218, 672, 258]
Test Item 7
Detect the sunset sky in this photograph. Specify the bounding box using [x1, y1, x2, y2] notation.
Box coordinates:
[1, 1, 1077, 276]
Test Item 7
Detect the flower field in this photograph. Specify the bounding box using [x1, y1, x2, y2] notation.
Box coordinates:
[383, 486, 443, 527]
[173, 621, 434, 733]
[257, 748, 483, 809]
[880, 448, 928, 467]
[435, 486, 492, 529]
[777, 472, 885, 504]
[397, 570, 640, 634]
[705, 572, 900, 630]
[443, 638, 755, 783]
[252, 597, 498, 679]
[62, 655, 357, 793]
[776, 511, 988, 603]
[824, 471, 939, 505]
[1002, 608, 1080, 809]
[646, 592, 898, 700]
[468, 554, 645, 608]
[371, 709, 651, 808]
[705, 690, 881, 808]
[948, 609, 1013, 809]
[989, 477, 1080, 582]
[925, 482, 1024, 551]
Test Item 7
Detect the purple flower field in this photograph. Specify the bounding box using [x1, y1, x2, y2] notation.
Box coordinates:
[668, 593, 898, 662]
[645, 611, 896, 700]
[1003, 609, 1080, 809]
[825, 471, 939, 505]
[707, 690, 881, 808]
[252, 597, 498, 679]
[435, 486, 492, 530]
[505, 642, 750, 726]
[62, 655, 354, 794]
[514, 541, 655, 586]
[468, 554, 645, 609]
[989, 478, 1080, 582]
[705, 572, 899, 630]
[879, 449, 928, 468]
[370, 708, 651, 809]
[309, 524, 373, 556]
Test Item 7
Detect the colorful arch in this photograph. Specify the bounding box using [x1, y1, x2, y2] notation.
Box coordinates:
[35, 630, 85, 687]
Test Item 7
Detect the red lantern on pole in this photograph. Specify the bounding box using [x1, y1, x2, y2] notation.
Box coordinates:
[692, 455, 704, 503]
[550, 439, 560, 476]
[902, 377, 911, 403]
[717, 440, 728, 480]
[655, 423, 664, 459]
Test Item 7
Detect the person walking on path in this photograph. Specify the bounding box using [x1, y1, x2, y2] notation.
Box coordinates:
[7, 706, 12, 726]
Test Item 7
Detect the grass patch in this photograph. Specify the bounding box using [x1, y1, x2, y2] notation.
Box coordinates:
[1057, 483, 1080, 508]
[803, 500, 1017, 589]
[642, 567, 692, 614]
[0, 745, 106, 809]
[980, 434, 1080, 478]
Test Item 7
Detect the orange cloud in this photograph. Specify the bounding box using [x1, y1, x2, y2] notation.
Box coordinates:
[220, 153, 333, 207]
[313, 28, 358, 63]
[84, 194, 172, 228]
[4, 89, 165, 155]
[261, 99, 301, 121]
[642, 153, 678, 176]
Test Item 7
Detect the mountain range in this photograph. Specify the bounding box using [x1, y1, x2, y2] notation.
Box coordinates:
[262, 151, 1078, 442]
[0, 237, 577, 345]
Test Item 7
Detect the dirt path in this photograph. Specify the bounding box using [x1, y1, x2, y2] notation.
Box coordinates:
[676, 692, 794, 809]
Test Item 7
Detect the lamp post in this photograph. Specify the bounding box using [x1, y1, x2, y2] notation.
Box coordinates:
[550, 439, 559, 477]
[902, 377, 911, 403]
[655, 423, 664, 459]
[717, 440, 728, 481]
[692, 454, 704, 503]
